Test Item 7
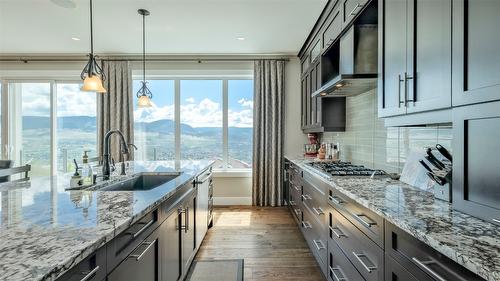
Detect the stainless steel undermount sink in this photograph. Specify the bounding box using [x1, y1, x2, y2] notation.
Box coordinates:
[98, 173, 181, 191]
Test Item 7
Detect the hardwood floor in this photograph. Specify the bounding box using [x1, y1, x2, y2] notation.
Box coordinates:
[194, 206, 326, 281]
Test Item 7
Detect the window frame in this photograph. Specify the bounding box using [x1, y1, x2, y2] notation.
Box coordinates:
[132, 76, 253, 171]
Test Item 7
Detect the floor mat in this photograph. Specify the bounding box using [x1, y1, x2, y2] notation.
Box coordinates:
[186, 259, 244, 281]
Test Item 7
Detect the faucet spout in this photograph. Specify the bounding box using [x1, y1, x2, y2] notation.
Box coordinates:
[102, 130, 129, 179]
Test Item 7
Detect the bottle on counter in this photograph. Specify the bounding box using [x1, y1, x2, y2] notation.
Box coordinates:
[81, 151, 93, 186]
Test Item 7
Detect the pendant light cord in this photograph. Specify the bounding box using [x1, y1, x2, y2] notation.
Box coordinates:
[90, 0, 94, 54]
[142, 13, 146, 83]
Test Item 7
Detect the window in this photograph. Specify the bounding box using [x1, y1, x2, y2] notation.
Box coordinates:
[3, 81, 97, 177]
[180, 80, 223, 163]
[133, 77, 253, 170]
[133, 80, 175, 161]
[56, 83, 97, 173]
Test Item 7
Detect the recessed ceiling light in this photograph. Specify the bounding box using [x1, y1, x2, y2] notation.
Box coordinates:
[51, 0, 76, 9]
[71, 37, 81, 41]
[237, 37, 246, 41]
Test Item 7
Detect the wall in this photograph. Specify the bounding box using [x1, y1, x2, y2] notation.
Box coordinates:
[321, 90, 452, 173]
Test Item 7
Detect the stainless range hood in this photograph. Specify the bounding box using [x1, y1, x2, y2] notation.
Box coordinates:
[312, 24, 378, 97]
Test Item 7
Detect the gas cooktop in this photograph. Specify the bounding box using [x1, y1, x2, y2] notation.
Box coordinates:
[308, 161, 386, 177]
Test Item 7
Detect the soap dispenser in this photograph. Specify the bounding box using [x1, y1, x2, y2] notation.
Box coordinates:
[81, 151, 93, 186]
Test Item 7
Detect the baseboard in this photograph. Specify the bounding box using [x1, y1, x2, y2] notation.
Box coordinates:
[213, 197, 252, 206]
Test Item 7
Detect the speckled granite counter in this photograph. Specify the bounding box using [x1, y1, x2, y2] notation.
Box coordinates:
[0, 160, 213, 281]
[287, 158, 500, 281]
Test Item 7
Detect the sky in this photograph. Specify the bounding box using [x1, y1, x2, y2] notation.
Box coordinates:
[13, 79, 253, 128]
[133, 79, 253, 128]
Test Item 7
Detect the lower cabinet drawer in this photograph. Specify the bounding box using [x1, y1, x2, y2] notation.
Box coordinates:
[56, 246, 106, 281]
[385, 253, 418, 281]
[328, 240, 365, 281]
[385, 222, 485, 281]
[331, 207, 383, 281]
[302, 204, 328, 276]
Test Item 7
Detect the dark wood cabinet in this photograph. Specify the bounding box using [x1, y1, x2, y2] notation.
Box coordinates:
[108, 227, 161, 281]
[452, 0, 500, 106]
[323, 5, 342, 49]
[57, 247, 106, 281]
[452, 101, 500, 225]
[161, 207, 182, 281]
[379, 0, 452, 118]
[181, 192, 197, 276]
[385, 254, 418, 281]
[341, 0, 370, 26]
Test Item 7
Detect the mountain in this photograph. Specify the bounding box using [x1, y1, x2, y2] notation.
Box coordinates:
[21, 116, 252, 137]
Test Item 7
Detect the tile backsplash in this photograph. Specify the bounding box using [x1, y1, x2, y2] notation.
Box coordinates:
[322, 90, 452, 173]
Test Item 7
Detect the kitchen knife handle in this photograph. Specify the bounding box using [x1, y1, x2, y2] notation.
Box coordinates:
[436, 144, 452, 162]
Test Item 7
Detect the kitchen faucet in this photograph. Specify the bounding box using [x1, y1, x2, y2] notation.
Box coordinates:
[102, 130, 130, 179]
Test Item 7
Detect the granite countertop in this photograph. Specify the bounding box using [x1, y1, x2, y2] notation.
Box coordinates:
[287, 157, 500, 281]
[0, 160, 213, 281]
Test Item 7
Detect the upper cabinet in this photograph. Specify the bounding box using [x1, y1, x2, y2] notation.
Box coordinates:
[378, 0, 452, 118]
[452, 0, 500, 106]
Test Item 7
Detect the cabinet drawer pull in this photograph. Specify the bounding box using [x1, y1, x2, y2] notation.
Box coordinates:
[290, 200, 296, 206]
[301, 194, 312, 200]
[129, 218, 155, 239]
[302, 221, 312, 229]
[185, 206, 189, 232]
[352, 252, 377, 273]
[411, 257, 447, 281]
[329, 195, 344, 205]
[329, 266, 347, 281]
[349, 3, 364, 16]
[129, 240, 156, 261]
[329, 226, 347, 238]
[79, 266, 100, 281]
[355, 214, 377, 228]
[313, 239, 326, 251]
[313, 207, 324, 215]
[294, 209, 301, 216]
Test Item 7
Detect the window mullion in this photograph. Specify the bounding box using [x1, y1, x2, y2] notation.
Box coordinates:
[50, 81, 57, 176]
[174, 79, 181, 167]
[222, 80, 228, 169]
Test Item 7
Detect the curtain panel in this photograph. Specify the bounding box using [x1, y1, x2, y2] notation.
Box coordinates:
[252, 60, 285, 207]
[97, 60, 134, 162]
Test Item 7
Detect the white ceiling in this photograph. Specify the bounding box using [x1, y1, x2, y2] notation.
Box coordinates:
[0, 0, 328, 55]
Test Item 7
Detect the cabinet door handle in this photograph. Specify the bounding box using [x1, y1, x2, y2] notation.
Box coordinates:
[398, 74, 405, 107]
[302, 221, 312, 229]
[294, 208, 301, 216]
[329, 226, 347, 238]
[352, 252, 377, 273]
[185, 206, 189, 232]
[329, 266, 347, 281]
[411, 257, 447, 281]
[349, 3, 364, 16]
[178, 208, 186, 230]
[355, 213, 377, 228]
[313, 207, 324, 216]
[313, 239, 326, 251]
[404, 72, 415, 105]
[79, 266, 100, 281]
[294, 185, 300, 192]
[130, 218, 155, 239]
[301, 194, 312, 201]
[129, 240, 156, 261]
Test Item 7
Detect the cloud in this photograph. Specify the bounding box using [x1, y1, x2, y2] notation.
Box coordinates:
[229, 109, 253, 128]
[238, 98, 253, 109]
[134, 102, 175, 123]
[185, 97, 195, 103]
[56, 84, 96, 117]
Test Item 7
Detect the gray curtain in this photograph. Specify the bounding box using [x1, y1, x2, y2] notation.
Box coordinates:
[252, 60, 285, 207]
[97, 60, 134, 162]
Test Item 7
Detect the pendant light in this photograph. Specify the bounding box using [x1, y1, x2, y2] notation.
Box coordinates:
[80, 0, 106, 93]
[136, 9, 153, 108]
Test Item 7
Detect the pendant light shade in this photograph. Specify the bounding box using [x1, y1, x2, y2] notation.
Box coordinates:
[81, 0, 106, 93]
[136, 9, 153, 107]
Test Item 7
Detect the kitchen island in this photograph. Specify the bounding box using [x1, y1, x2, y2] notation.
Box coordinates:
[0, 160, 213, 281]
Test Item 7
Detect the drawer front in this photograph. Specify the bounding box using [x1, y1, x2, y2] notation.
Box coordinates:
[328, 240, 365, 281]
[323, 6, 342, 50]
[302, 204, 328, 272]
[57, 247, 106, 281]
[385, 222, 485, 281]
[289, 185, 302, 222]
[385, 254, 418, 281]
[342, 0, 369, 25]
[302, 172, 328, 226]
[331, 207, 383, 281]
[290, 164, 303, 187]
[107, 209, 159, 272]
[328, 187, 384, 247]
